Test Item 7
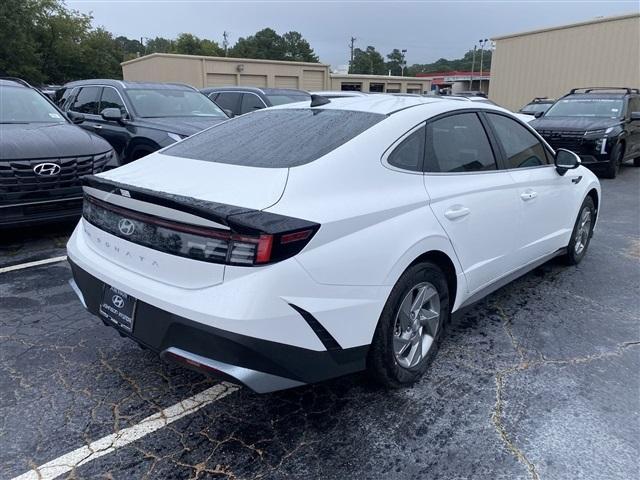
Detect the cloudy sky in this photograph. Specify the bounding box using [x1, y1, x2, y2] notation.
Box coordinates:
[68, 0, 637, 67]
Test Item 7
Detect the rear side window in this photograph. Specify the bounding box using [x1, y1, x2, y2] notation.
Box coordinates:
[425, 113, 496, 173]
[165, 108, 385, 168]
[487, 113, 548, 168]
[214, 92, 241, 113]
[387, 126, 425, 172]
[71, 86, 101, 115]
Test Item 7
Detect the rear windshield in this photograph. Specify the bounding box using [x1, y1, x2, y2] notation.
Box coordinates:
[164, 108, 385, 168]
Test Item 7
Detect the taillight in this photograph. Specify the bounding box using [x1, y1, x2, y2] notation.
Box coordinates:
[82, 195, 318, 266]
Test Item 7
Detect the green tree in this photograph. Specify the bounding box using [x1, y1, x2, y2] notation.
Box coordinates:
[351, 46, 385, 75]
[145, 36, 174, 54]
[281, 31, 318, 62]
[406, 48, 492, 76]
[78, 28, 122, 79]
[0, 0, 43, 82]
[230, 28, 285, 60]
[385, 48, 406, 76]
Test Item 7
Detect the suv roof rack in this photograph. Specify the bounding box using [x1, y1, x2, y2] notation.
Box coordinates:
[0, 77, 32, 88]
[569, 87, 639, 94]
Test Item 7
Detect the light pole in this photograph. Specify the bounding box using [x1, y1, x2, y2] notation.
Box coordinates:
[478, 38, 488, 93]
[470, 44, 477, 90]
[401, 49, 407, 76]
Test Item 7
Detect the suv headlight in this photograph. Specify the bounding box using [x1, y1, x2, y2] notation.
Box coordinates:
[584, 127, 614, 137]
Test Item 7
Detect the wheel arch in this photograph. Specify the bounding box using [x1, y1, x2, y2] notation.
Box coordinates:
[407, 250, 459, 312]
[123, 138, 161, 163]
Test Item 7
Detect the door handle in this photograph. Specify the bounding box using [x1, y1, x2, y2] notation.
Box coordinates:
[571, 176, 583, 184]
[93, 124, 102, 130]
[520, 190, 537, 201]
[444, 206, 470, 220]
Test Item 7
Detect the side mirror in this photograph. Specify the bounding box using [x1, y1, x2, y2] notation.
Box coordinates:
[68, 111, 85, 124]
[630, 111, 640, 121]
[223, 109, 234, 118]
[101, 108, 124, 123]
[534, 110, 544, 118]
[554, 148, 581, 176]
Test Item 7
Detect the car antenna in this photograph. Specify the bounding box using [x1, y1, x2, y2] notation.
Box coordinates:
[310, 94, 331, 107]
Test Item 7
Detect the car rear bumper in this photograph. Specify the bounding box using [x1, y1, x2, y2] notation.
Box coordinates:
[68, 257, 369, 392]
[0, 195, 83, 228]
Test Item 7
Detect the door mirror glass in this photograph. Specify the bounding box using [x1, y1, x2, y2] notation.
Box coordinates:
[554, 148, 580, 175]
[631, 111, 640, 121]
[534, 110, 544, 118]
[101, 107, 123, 122]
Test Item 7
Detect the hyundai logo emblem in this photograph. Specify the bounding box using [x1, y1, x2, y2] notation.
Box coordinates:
[33, 162, 61, 176]
[112, 295, 125, 308]
[118, 218, 135, 236]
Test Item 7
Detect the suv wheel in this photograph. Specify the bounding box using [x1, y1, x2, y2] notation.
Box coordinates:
[564, 196, 595, 265]
[603, 143, 623, 179]
[368, 262, 449, 388]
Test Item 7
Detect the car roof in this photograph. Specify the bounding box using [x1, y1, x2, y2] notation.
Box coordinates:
[62, 79, 197, 91]
[311, 91, 368, 97]
[0, 78, 30, 88]
[272, 93, 507, 116]
[563, 92, 630, 100]
[201, 86, 308, 95]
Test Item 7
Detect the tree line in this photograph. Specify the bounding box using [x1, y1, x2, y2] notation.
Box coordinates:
[0, 0, 490, 85]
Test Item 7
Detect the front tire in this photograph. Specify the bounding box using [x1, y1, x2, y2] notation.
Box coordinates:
[564, 196, 595, 265]
[367, 262, 449, 388]
[602, 143, 623, 179]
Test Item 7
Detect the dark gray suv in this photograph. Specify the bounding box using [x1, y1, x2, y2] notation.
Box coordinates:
[201, 87, 310, 116]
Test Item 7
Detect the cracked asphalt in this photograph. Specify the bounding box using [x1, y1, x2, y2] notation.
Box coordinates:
[1, 167, 639, 480]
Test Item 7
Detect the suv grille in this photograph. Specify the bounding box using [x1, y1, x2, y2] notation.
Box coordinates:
[538, 129, 585, 151]
[0, 152, 112, 194]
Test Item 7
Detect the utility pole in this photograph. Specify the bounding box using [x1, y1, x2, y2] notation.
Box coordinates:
[349, 36, 356, 74]
[222, 31, 229, 56]
[401, 48, 407, 76]
[479, 38, 488, 93]
[470, 44, 477, 90]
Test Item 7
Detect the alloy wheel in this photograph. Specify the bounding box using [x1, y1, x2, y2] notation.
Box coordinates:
[574, 207, 592, 255]
[393, 282, 441, 369]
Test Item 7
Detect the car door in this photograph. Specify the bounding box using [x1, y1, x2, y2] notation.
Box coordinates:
[626, 96, 640, 158]
[239, 93, 267, 114]
[212, 92, 242, 116]
[68, 85, 102, 134]
[424, 111, 521, 294]
[484, 112, 580, 264]
[93, 86, 131, 160]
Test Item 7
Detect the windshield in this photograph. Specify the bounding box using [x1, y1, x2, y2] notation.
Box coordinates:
[545, 98, 624, 118]
[0, 86, 67, 124]
[127, 88, 227, 118]
[265, 93, 310, 106]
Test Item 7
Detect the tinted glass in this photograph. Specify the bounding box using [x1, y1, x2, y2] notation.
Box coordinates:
[0, 86, 67, 124]
[545, 98, 624, 118]
[387, 126, 425, 172]
[521, 102, 551, 114]
[487, 113, 548, 169]
[165, 108, 385, 168]
[100, 87, 126, 114]
[240, 93, 265, 114]
[426, 113, 496, 173]
[265, 93, 310, 106]
[127, 89, 226, 118]
[213, 92, 241, 113]
[71, 86, 101, 115]
[628, 96, 640, 115]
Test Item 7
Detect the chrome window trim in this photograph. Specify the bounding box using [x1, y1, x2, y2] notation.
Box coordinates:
[380, 122, 426, 176]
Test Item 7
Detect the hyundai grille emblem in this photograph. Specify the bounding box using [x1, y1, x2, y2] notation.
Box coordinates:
[112, 295, 125, 308]
[118, 218, 136, 236]
[33, 162, 61, 176]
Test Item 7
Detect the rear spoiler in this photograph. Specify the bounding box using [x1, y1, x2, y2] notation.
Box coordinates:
[82, 175, 317, 235]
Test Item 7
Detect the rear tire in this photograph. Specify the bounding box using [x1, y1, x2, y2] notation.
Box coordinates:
[602, 143, 623, 179]
[367, 261, 449, 388]
[564, 196, 595, 265]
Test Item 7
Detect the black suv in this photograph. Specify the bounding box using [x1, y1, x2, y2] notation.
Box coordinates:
[201, 87, 310, 116]
[519, 97, 554, 116]
[57, 80, 229, 164]
[0, 78, 114, 228]
[530, 88, 640, 178]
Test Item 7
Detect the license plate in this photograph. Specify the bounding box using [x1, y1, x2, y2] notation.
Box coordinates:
[99, 285, 137, 332]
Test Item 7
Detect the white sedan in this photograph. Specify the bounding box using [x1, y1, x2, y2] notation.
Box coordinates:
[67, 95, 600, 392]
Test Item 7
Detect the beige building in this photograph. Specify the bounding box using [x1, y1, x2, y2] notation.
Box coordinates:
[121, 53, 431, 93]
[489, 13, 640, 110]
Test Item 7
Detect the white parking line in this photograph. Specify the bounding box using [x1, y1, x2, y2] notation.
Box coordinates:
[11, 382, 239, 480]
[0, 255, 68, 274]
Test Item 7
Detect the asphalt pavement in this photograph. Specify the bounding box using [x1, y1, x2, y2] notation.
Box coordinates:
[1, 166, 639, 480]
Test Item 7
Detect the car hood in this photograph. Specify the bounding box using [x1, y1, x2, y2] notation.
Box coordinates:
[0, 122, 112, 160]
[530, 116, 620, 131]
[133, 116, 228, 136]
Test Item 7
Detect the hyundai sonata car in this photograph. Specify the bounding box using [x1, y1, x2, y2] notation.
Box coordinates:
[67, 95, 600, 392]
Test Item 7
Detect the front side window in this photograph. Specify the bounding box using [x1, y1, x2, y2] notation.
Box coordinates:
[164, 108, 385, 168]
[100, 87, 127, 115]
[211, 92, 241, 113]
[545, 97, 624, 118]
[71, 86, 101, 115]
[0, 86, 67, 124]
[126, 88, 227, 118]
[387, 126, 425, 172]
[425, 113, 496, 173]
[487, 113, 548, 169]
[240, 93, 265, 114]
